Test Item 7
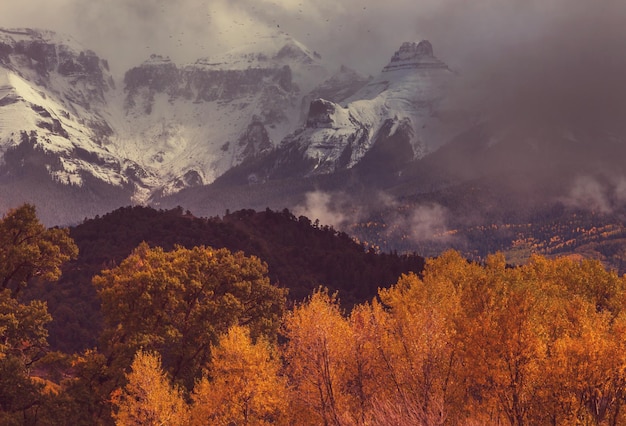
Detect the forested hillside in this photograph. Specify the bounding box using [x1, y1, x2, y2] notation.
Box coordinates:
[27, 205, 425, 353]
[4, 204, 626, 425]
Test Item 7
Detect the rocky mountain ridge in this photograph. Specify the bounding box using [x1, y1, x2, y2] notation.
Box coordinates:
[215, 40, 466, 184]
[0, 28, 464, 224]
[0, 29, 365, 207]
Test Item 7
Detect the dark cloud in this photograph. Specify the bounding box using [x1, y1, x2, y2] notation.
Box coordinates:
[4, 0, 626, 131]
[431, 0, 626, 132]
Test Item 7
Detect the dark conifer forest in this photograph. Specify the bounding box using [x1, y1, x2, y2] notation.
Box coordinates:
[28, 205, 425, 353]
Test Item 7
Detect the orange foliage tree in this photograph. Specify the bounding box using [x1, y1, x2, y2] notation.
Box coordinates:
[112, 350, 188, 426]
[278, 251, 626, 425]
[190, 325, 288, 425]
[281, 289, 355, 425]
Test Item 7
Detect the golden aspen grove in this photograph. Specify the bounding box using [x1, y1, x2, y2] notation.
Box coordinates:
[3, 205, 626, 424]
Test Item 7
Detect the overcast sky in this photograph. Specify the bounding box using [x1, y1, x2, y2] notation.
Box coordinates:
[2, 0, 613, 76]
[2, 0, 437, 76]
[3, 0, 626, 129]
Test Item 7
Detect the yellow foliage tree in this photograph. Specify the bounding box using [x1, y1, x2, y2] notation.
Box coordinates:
[0, 204, 78, 297]
[281, 289, 354, 425]
[364, 262, 462, 426]
[112, 350, 188, 426]
[94, 243, 286, 389]
[521, 255, 626, 425]
[190, 325, 288, 425]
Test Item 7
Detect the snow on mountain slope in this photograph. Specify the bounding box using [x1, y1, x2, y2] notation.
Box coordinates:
[0, 29, 468, 211]
[104, 32, 336, 199]
[258, 40, 466, 178]
[0, 29, 341, 203]
[0, 28, 134, 190]
[195, 32, 328, 93]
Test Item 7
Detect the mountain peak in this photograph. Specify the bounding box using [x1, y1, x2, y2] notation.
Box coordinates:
[404, 40, 434, 57]
[0, 27, 88, 54]
[193, 32, 322, 71]
[382, 40, 448, 73]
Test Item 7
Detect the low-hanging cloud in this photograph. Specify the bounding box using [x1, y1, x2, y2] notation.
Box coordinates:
[384, 202, 453, 244]
[562, 174, 626, 214]
[293, 191, 349, 229]
[562, 176, 612, 214]
[409, 204, 449, 242]
[293, 191, 454, 249]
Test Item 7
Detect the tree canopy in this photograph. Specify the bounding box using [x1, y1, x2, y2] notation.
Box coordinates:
[0, 204, 77, 297]
[0, 204, 77, 423]
[94, 243, 287, 388]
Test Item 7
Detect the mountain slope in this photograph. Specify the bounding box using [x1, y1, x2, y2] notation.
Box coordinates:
[115, 33, 333, 199]
[0, 29, 355, 222]
[214, 40, 469, 186]
[0, 30, 480, 226]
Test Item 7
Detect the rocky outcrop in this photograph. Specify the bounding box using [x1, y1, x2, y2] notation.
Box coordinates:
[237, 118, 272, 162]
[223, 41, 460, 182]
[382, 40, 449, 72]
[0, 28, 113, 103]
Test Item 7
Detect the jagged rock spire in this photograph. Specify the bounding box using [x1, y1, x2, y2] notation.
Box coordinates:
[382, 40, 448, 72]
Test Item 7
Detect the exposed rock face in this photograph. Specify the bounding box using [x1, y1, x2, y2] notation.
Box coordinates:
[307, 99, 339, 128]
[0, 28, 126, 190]
[118, 33, 328, 197]
[300, 65, 371, 120]
[237, 119, 272, 162]
[124, 56, 296, 109]
[225, 41, 462, 182]
[0, 29, 113, 104]
[382, 40, 449, 72]
[0, 30, 469, 224]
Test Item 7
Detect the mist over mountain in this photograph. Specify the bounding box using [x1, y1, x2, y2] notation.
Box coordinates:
[0, 27, 464, 225]
[2, 0, 626, 269]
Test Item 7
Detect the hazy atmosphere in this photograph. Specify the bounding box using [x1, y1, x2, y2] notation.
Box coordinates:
[4, 1, 626, 129]
[3, 1, 624, 77]
[5, 3, 626, 424]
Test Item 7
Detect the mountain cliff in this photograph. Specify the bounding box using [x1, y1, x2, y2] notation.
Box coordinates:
[216, 40, 468, 185]
[0, 29, 364, 222]
[2, 29, 464, 224]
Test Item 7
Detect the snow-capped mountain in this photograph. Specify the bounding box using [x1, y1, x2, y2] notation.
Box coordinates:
[115, 33, 336, 199]
[219, 40, 467, 182]
[0, 28, 129, 188]
[0, 28, 362, 209]
[0, 28, 472, 223]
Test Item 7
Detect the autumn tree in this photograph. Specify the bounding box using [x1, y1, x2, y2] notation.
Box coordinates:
[412, 251, 626, 425]
[363, 263, 462, 426]
[453, 254, 546, 425]
[0, 289, 51, 365]
[0, 292, 52, 422]
[281, 289, 355, 425]
[0, 204, 78, 297]
[0, 204, 77, 423]
[190, 325, 288, 425]
[520, 255, 626, 425]
[94, 243, 287, 389]
[112, 350, 188, 426]
[327, 250, 626, 425]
